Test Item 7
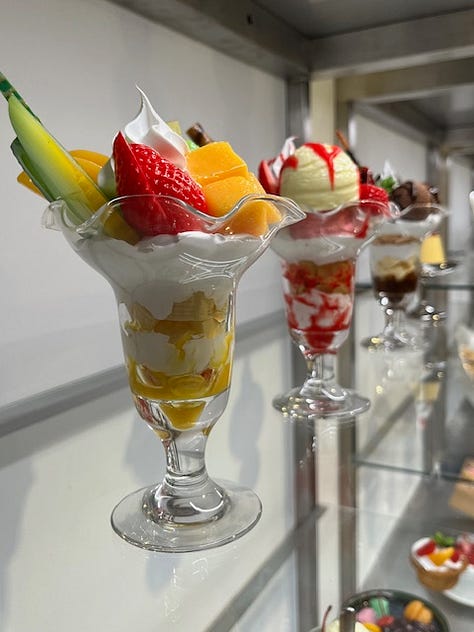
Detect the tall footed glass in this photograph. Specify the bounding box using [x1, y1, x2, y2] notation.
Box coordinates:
[271, 200, 393, 420]
[361, 203, 446, 351]
[46, 193, 304, 552]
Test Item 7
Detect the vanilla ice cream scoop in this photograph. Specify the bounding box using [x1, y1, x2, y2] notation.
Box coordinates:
[279, 143, 359, 211]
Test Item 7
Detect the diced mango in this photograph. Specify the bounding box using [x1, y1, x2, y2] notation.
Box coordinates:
[186, 141, 249, 186]
[221, 202, 269, 237]
[203, 174, 263, 216]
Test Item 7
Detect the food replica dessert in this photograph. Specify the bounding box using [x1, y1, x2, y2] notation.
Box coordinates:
[361, 185, 445, 350]
[316, 594, 446, 632]
[1, 71, 304, 552]
[342, 592, 449, 632]
[259, 141, 394, 419]
[410, 531, 471, 591]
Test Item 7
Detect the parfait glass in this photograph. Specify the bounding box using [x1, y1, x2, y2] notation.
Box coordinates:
[362, 203, 446, 351]
[272, 200, 392, 420]
[46, 193, 304, 552]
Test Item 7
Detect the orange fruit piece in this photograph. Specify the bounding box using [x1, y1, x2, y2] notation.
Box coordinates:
[428, 547, 455, 565]
[202, 173, 264, 217]
[186, 141, 248, 186]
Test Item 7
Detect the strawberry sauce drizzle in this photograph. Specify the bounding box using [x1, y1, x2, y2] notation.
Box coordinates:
[305, 143, 341, 189]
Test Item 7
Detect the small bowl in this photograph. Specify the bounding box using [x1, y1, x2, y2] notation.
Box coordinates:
[342, 589, 449, 631]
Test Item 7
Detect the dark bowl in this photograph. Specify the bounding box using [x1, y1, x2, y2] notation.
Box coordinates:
[342, 588, 450, 631]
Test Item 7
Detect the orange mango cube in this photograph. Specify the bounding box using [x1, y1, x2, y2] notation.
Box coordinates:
[220, 202, 269, 237]
[186, 141, 249, 186]
[203, 173, 264, 217]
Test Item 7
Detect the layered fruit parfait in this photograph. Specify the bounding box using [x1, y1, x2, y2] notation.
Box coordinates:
[370, 234, 421, 308]
[1, 73, 303, 435]
[410, 531, 472, 591]
[259, 141, 391, 357]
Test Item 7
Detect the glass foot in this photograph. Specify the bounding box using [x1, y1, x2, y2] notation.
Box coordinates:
[360, 330, 424, 352]
[407, 300, 446, 322]
[273, 386, 370, 420]
[111, 480, 262, 553]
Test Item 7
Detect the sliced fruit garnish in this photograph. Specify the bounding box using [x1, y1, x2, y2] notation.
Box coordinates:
[8, 95, 106, 223]
[70, 149, 109, 166]
[8, 98, 137, 243]
[415, 539, 436, 556]
[428, 546, 455, 565]
[113, 131, 206, 236]
[186, 141, 248, 186]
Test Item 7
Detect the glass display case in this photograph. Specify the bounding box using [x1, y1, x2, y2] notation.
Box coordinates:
[0, 256, 472, 631]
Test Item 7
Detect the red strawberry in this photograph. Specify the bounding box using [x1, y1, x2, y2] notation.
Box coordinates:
[258, 159, 279, 194]
[450, 549, 460, 563]
[360, 183, 391, 218]
[360, 183, 389, 203]
[113, 132, 207, 236]
[415, 539, 436, 556]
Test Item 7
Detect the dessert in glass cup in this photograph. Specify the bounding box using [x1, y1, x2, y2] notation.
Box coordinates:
[259, 141, 395, 419]
[361, 200, 446, 352]
[1, 73, 304, 551]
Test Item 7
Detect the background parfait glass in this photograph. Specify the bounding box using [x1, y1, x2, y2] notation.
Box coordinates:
[362, 203, 446, 351]
[46, 193, 304, 553]
[272, 200, 393, 420]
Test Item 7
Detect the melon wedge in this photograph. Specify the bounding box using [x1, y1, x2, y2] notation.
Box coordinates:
[8, 96, 137, 243]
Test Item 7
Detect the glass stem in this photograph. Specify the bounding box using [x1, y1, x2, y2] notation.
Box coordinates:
[383, 306, 397, 337]
[302, 353, 344, 401]
[162, 432, 209, 489]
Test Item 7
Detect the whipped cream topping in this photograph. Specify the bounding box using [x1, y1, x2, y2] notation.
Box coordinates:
[124, 87, 188, 170]
[98, 87, 189, 196]
[272, 230, 363, 264]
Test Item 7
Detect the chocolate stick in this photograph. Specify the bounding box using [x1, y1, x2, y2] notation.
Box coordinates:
[336, 129, 359, 166]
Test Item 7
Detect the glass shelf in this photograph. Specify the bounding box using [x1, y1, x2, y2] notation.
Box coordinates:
[0, 273, 472, 631]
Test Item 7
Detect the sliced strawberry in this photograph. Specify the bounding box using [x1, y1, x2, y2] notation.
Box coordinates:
[258, 159, 279, 194]
[450, 549, 461, 563]
[415, 539, 436, 557]
[360, 183, 388, 202]
[113, 132, 206, 236]
[360, 183, 390, 218]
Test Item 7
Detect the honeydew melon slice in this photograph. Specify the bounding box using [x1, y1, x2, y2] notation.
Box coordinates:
[8, 96, 138, 243]
[8, 94, 106, 222]
[11, 137, 56, 203]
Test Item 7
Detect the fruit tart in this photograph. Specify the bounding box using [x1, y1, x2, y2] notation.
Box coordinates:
[410, 531, 469, 591]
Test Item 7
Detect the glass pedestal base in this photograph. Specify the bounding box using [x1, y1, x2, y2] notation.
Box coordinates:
[273, 386, 370, 420]
[360, 329, 425, 352]
[111, 480, 262, 553]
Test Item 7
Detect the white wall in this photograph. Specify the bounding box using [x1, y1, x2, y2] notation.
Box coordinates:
[350, 112, 427, 182]
[447, 156, 473, 252]
[0, 0, 287, 407]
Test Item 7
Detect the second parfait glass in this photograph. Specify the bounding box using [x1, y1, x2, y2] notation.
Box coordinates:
[362, 203, 446, 351]
[46, 193, 303, 552]
[272, 201, 391, 420]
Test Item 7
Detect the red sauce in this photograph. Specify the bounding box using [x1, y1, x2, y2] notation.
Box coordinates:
[305, 143, 341, 189]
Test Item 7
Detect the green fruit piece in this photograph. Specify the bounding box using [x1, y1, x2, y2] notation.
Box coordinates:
[7, 95, 139, 243]
[8, 94, 106, 223]
[11, 138, 56, 203]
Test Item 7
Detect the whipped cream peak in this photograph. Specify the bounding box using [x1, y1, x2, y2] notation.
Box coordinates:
[124, 86, 188, 169]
